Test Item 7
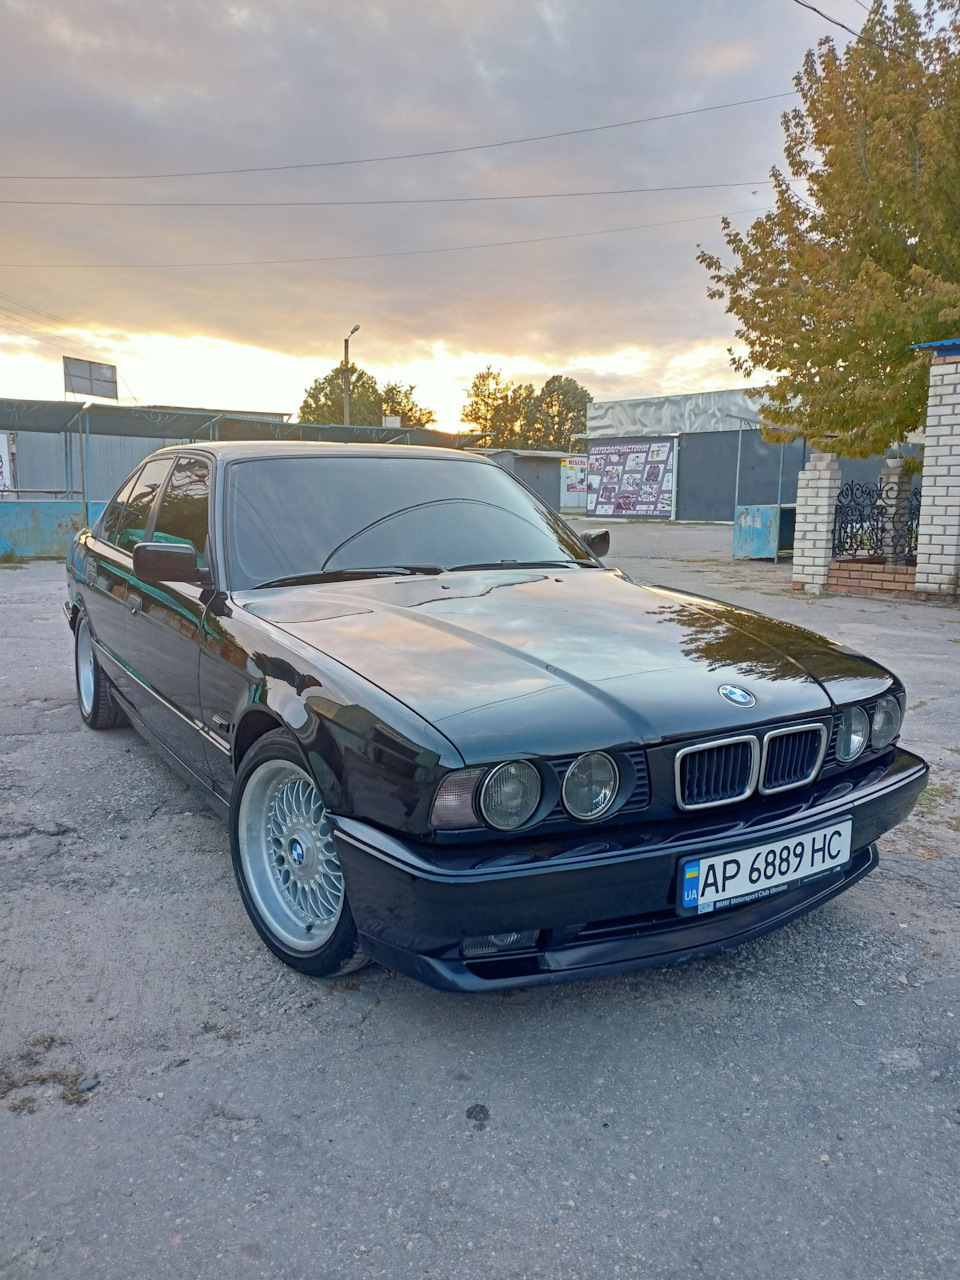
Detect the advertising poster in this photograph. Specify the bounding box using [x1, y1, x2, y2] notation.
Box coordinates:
[561, 454, 587, 496]
[586, 437, 676, 517]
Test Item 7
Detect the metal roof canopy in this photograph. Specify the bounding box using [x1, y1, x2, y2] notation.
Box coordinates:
[301, 423, 465, 448]
[912, 337, 960, 356]
[467, 448, 571, 459]
[0, 398, 292, 440]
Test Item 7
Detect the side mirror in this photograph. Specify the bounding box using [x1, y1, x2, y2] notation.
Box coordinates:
[133, 541, 205, 585]
[582, 528, 610, 558]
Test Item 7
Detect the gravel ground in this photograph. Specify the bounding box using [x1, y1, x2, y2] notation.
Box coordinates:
[1, 531, 959, 1280]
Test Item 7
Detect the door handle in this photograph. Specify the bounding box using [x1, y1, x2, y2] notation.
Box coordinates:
[127, 592, 143, 615]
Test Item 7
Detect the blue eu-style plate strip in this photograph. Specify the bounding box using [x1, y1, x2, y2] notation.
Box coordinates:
[682, 861, 700, 910]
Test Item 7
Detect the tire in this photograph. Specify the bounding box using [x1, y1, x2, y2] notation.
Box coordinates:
[74, 613, 127, 730]
[229, 729, 369, 977]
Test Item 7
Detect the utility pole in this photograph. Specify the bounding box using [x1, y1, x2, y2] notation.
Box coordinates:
[343, 324, 360, 425]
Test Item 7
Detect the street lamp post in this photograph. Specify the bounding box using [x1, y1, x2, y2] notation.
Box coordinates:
[343, 324, 360, 426]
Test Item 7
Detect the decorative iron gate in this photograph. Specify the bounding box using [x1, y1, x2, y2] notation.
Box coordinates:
[832, 481, 921, 561]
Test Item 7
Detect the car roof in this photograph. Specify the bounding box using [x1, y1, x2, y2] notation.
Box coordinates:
[148, 440, 490, 465]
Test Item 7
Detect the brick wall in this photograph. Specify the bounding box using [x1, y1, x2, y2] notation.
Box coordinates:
[826, 560, 917, 599]
[915, 350, 960, 597]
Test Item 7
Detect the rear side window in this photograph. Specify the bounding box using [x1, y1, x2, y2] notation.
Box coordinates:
[109, 458, 173, 552]
[152, 457, 211, 567]
[101, 469, 141, 544]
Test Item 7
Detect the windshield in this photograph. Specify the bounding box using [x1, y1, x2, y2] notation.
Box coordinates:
[225, 455, 593, 590]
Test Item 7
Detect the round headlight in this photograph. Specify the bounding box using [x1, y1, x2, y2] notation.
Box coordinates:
[871, 694, 902, 751]
[479, 761, 542, 830]
[835, 705, 870, 762]
[561, 752, 620, 821]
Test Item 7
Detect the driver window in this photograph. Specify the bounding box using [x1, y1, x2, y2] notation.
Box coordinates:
[152, 457, 211, 568]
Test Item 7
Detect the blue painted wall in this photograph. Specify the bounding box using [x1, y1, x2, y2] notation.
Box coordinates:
[0, 501, 106, 558]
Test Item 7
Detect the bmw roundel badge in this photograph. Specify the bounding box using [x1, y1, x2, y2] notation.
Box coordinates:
[718, 684, 756, 708]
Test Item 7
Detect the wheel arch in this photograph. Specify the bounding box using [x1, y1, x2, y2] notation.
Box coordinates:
[232, 703, 347, 808]
[233, 707, 287, 771]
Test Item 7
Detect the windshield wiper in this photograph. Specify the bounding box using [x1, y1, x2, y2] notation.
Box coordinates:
[447, 558, 592, 572]
[252, 565, 443, 589]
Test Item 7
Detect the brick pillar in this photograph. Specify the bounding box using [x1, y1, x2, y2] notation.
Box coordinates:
[915, 346, 960, 597]
[792, 451, 842, 595]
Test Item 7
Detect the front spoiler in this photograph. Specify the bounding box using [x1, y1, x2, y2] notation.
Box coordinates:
[332, 747, 927, 992]
[360, 844, 878, 992]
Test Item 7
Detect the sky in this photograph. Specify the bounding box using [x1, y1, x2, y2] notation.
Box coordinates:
[0, 0, 874, 430]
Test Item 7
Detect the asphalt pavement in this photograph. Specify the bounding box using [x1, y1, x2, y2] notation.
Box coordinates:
[1, 527, 958, 1280]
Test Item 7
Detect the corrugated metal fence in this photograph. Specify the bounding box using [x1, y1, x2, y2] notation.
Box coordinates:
[12, 431, 177, 500]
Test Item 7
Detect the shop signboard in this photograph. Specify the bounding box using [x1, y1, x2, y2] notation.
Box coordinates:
[586, 436, 676, 518]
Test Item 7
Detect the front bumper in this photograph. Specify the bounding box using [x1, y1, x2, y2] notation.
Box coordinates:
[332, 747, 927, 992]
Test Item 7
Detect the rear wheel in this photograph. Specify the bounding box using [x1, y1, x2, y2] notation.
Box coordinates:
[74, 614, 127, 730]
[230, 730, 369, 977]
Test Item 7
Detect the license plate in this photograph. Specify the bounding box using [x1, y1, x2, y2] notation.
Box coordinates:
[677, 818, 852, 916]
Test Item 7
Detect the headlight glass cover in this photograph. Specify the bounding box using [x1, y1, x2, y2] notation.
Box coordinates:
[871, 694, 902, 750]
[478, 761, 542, 830]
[561, 751, 620, 820]
[835, 705, 870, 762]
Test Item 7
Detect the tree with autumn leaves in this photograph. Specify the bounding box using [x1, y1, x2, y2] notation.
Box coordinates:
[461, 366, 592, 451]
[698, 0, 960, 457]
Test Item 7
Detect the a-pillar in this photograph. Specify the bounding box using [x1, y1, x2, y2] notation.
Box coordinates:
[792, 451, 842, 595]
[915, 341, 960, 597]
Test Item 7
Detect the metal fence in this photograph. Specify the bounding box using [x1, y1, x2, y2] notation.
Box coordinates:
[832, 481, 921, 562]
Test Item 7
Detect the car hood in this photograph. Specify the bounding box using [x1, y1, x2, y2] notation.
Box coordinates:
[238, 569, 894, 763]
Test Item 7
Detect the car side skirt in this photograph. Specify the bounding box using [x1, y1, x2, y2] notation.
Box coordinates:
[109, 683, 230, 822]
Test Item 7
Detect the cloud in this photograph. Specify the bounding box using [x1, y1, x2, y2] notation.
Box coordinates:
[0, 0, 859, 413]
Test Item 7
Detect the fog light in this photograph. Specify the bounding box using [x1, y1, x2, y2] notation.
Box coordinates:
[835, 705, 870, 762]
[871, 694, 901, 750]
[461, 930, 539, 958]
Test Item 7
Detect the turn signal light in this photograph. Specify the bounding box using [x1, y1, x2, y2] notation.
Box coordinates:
[430, 768, 484, 829]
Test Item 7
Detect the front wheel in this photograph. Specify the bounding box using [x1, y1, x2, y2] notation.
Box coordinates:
[229, 730, 369, 977]
[74, 613, 126, 730]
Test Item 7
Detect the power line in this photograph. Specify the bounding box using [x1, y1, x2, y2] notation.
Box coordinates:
[0, 93, 796, 182]
[0, 179, 781, 209]
[0, 290, 141, 400]
[0, 289, 80, 328]
[790, 0, 892, 51]
[0, 307, 107, 360]
[0, 205, 770, 270]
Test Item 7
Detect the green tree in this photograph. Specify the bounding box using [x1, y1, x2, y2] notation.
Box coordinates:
[298, 363, 383, 426]
[461, 365, 537, 447]
[526, 374, 593, 451]
[460, 365, 503, 437]
[461, 366, 591, 450]
[380, 381, 437, 430]
[697, 0, 960, 457]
